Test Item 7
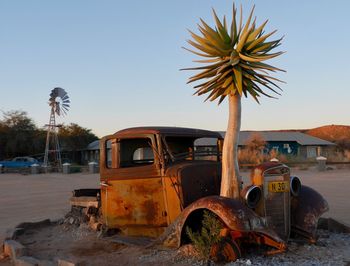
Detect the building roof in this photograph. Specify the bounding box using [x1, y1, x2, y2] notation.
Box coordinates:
[86, 140, 99, 150]
[85, 130, 335, 151]
[219, 131, 335, 146]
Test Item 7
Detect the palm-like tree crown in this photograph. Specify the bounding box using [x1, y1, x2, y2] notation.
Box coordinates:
[183, 5, 285, 104]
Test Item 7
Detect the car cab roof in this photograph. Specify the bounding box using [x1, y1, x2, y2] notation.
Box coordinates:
[113, 126, 222, 139]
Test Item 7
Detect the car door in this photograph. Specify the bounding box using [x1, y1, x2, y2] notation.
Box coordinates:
[100, 134, 168, 236]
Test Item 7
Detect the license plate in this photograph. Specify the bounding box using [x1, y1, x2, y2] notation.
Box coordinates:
[268, 181, 289, 192]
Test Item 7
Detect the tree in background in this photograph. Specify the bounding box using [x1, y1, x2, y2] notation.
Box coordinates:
[183, 4, 285, 199]
[0, 121, 8, 159]
[59, 123, 98, 151]
[0, 110, 44, 159]
[0, 111, 98, 163]
[239, 133, 266, 165]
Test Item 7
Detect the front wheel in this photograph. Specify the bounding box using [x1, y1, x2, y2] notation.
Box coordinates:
[210, 237, 241, 262]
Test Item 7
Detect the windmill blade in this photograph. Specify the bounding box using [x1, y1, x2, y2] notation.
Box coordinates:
[56, 88, 67, 97]
[62, 95, 69, 101]
[48, 87, 70, 116]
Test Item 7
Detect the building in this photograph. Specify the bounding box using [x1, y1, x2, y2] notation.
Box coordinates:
[82, 140, 100, 164]
[190, 131, 336, 159]
[82, 130, 336, 163]
[227, 131, 335, 158]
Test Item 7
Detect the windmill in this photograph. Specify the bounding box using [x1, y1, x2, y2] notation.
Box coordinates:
[43, 87, 70, 169]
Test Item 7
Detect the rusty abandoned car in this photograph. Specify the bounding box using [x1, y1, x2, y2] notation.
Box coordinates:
[72, 126, 329, 262]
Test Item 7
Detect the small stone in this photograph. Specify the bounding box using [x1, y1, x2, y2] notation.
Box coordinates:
[0, 252, 7, 260]
[68, 217, 75, 225]
[246, 259, 252, 265]
[89, 222, 101, 231]
[89, 216, 97, 224]
[57, 259, 82, 266]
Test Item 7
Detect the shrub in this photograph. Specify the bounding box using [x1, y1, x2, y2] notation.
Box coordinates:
[186, 210, 223, 260]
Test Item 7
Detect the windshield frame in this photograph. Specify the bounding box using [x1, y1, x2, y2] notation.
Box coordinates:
[162, 135, 223, 163]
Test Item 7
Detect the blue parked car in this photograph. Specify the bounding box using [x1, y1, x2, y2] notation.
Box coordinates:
[0, 157, 40, 170]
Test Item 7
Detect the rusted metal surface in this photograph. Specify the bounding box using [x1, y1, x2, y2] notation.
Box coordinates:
[251, 162, 290, 185]
[99, 129, 167, 237]
[165, 161, 221, 208]
[159, 195, 284, 248]
[70, 196, 99, 208]
[291, 185, 329, 240]
[251, 163, 291, 241]
[210, 236, 241, 262]
[100, 177, 168, 237]
[99, 127, 223, 238]
[70, 189, 100, 208]
[113, 126, 223, 139]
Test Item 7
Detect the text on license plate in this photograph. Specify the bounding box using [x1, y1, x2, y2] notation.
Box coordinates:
[268, 181, 289, 192]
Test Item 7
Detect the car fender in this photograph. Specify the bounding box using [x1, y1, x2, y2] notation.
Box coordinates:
[158, 195, 283, 248]
[291, 185, 329, 239]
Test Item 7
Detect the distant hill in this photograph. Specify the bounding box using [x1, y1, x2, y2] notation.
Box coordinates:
[266, 125, 350, 150]
[305, 125, 350, 150]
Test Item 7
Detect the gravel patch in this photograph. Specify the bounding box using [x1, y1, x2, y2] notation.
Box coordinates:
[8, 222, 349, 266]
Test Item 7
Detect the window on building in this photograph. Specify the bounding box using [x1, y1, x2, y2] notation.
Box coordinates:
[272, 146, 279, 152]
[283, 143, 292, 154]
[307, 146, 317, 158]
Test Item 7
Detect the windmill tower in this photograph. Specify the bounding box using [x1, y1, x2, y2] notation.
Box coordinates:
[43, 87, 70, 169]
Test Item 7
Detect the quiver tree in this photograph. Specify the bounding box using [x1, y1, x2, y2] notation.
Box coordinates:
[182, 4, 285, 199]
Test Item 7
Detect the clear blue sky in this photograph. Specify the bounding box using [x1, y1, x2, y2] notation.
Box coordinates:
[1, 0, 349, 137]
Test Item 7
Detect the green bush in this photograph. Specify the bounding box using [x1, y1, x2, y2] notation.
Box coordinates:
[186, 210, 223, 260]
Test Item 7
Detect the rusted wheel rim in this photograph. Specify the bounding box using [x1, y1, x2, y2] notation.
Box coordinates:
[210, 237, 241, 262]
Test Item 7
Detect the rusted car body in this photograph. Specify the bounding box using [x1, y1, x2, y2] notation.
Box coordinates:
[99, 126, 328, 259]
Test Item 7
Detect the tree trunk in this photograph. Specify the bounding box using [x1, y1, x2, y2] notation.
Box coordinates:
[220, 93, 241, 199]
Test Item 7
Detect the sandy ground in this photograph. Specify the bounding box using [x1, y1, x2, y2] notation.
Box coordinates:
[0, 167, 349, 265]
[1, 167, 350, 240]
[0, 172, 99, 241]
[290, 166, 350, 225]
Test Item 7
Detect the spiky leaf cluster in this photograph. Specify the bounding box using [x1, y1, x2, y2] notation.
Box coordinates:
[183, 4, 285, 104]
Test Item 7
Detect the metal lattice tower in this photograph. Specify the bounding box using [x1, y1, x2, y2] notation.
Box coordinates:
[43, 87, 70, 169]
